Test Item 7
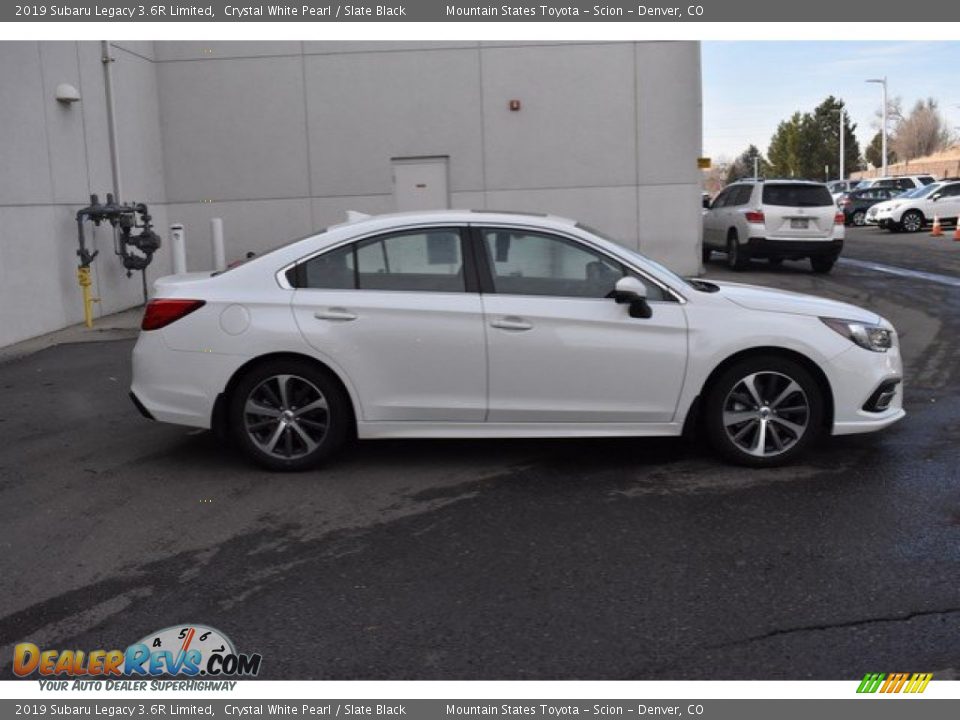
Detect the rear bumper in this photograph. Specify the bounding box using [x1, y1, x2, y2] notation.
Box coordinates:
[746, 238, 843, 258]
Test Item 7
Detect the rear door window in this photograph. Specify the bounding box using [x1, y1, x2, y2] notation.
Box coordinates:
[762, 184, 834, 207]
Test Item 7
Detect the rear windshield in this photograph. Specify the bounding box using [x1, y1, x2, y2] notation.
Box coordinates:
[762, 184, 834, 207]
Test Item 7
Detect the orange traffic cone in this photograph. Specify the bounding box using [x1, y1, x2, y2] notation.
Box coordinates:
[954, 221, 960, 242]
[931, 215, 943, 237]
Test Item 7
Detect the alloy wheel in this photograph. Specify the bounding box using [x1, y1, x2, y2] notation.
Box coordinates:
[722, 371, 810, 458]
[243, 374, 329, 460]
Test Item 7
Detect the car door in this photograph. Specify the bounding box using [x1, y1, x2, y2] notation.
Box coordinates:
[289, 226, 487, 422]
[935, 182, 960, 220]
[475, 227, 688, 423]
[702, 187, 731, 247]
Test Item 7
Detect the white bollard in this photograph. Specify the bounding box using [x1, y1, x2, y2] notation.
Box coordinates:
[210, 217, 226, 272]
[170, 223, 187, 275]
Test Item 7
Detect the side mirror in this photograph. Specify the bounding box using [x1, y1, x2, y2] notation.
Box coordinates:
[612, 276, 652, 319]
[931, 193, 942, 201]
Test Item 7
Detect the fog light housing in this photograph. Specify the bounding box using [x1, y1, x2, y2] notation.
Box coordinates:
[863, 379, 900, 412]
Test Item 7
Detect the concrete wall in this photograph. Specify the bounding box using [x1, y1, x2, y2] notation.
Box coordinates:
[0, 40, 702, 348]
[0, 41, 170, 348]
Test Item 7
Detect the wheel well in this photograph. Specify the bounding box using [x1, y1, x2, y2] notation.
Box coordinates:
[727, 227, 739, 241]
[684, 347, 835, 435]
[211, 352, 357, 436]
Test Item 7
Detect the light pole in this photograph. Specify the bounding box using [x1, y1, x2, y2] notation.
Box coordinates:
[839, 106, 845, 181]
[867, 77, 888, 176]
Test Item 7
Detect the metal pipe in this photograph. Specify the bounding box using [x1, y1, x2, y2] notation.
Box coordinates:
[839, 107, 845, 181]
[100, 41, 122, 202]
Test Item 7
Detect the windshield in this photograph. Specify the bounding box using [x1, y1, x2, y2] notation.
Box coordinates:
[911, 183, 942, 198]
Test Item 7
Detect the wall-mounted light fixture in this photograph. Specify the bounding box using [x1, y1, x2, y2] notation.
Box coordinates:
[55, 83, 81, 104]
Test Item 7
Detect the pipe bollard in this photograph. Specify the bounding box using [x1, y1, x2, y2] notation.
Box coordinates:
[170, 223, 187, 275]
[211, 218, 226, 272]
[76, 267, 100, 329]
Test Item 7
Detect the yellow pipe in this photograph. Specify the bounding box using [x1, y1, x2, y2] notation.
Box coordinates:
[76, 267, 100, 329]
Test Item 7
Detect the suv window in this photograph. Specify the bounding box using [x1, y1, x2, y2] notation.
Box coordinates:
[481, 229, 664, 301]
[295, 229, 466, 292]
[711, 187, 733, 209]
[919, 176, 936, 185]
[939, 183, 960, 198]
[732, 185, 754, 206]
[762, 184, 834, 207]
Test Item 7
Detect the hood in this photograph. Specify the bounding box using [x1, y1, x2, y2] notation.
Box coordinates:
[710, 280, 880, 323]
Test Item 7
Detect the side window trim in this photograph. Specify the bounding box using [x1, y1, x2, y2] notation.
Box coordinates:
[288, 226, 477, 294]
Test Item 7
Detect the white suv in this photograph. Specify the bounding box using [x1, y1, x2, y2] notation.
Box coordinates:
[702, 180, 844, 273]
[868, 180, 960, 232]
[853, 175, 936, 193]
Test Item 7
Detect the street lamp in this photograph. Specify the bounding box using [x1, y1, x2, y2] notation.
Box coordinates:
[867, 77, 888, 176]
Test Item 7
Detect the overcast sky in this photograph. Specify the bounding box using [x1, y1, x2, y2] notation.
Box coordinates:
[702, 41, 960, 162]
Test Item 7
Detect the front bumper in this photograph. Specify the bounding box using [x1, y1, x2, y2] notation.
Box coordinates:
[746, 238, 843, 259]
[828, 343, 905, 436]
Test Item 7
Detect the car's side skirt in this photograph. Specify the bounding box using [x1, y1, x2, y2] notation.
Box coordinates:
[356, 421, 685, 439]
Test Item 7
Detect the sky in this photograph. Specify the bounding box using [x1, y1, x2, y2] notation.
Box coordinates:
[702, 42, 960, 164]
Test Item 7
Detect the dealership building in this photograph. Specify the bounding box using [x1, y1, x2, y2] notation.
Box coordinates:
[0, 41, 703, 348]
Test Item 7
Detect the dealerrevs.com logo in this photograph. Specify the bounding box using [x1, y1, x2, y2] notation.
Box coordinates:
[13, 624, 262, 679]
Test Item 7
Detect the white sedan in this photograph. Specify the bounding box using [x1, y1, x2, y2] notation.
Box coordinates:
[130, 210, 904, 470]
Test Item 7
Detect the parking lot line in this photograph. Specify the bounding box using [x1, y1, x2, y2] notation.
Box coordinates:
[839, 257, 960, 289]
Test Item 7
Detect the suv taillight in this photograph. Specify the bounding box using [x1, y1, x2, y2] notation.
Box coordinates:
[834, 212, 845, 225]
[141, 299, 205, 331]
[744, 210, 765, 223]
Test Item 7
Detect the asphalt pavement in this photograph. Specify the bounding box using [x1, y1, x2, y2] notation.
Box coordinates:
[1, 226, 958, 679]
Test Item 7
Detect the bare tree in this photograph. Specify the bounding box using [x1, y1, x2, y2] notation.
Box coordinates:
[889, 98, 953, 161]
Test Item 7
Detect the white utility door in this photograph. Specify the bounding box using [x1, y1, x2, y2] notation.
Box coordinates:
[477, 228, 688, 423]
[392, 156, 450, 212]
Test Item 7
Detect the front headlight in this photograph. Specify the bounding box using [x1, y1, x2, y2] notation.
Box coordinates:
[821, 317, 893, 352]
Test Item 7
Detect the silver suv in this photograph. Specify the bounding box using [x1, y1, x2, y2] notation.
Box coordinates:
[702, 179, 844, 273]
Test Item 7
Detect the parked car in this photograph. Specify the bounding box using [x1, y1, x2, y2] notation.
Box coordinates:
[130, 210, 903, 470]
[702, 179, 844, 273]
[837, 187, 903, 226]
[853, 175, 936, 193]
[826, 180, 857, 201]
[868, 180, 960, 232]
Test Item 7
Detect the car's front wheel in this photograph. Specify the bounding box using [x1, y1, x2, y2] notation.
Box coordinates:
[901, 210, 924, 233]
[704, 356, 824, 467]
[851, 210, 866, 226]
[229, 359, 351, 471]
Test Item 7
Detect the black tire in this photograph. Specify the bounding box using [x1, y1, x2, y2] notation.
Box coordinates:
[852, 210, 866, 226]
[726, 232, 749, 271]
[702, 246, 713, 263]
[704, 355, 824, 468]
[229, 358, 352, 471]
[810, 255, 836, 274]
[767, 257, 784, 267]
[901, 210, 924, 233]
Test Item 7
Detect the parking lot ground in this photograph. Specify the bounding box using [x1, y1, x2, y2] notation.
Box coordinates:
[1, 226, 959, 680]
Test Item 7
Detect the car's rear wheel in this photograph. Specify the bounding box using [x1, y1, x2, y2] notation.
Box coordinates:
[702, 245, 713, 263]
[852, 210, 866, 226]
[727, 232, 748, 271]
[229, 359, 351, 471]
[705, 356, 824, 467]
[810, 255, 836, 273]
[901, 210, 924, 233]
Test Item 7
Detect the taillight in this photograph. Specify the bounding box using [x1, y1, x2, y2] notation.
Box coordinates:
[835, 212, 845, 225]
[744, 210, 765, 223]
[141, 299, 205, 331]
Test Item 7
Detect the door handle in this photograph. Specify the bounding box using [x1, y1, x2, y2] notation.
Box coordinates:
[314, 308, 357, 322]
[491, 316, 533, 331]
